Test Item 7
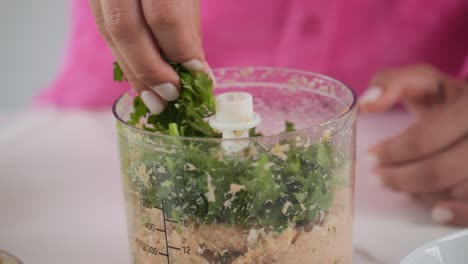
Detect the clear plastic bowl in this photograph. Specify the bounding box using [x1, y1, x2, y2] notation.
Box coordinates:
[113, 67, 357, 264]
[0, 250, 22, 264]
[401, 230, 468, 264]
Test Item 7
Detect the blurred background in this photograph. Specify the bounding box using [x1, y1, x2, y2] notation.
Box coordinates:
[0, 0, 67, 111]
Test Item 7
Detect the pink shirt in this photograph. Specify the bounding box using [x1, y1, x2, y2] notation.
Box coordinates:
[36, 0, 468, 108]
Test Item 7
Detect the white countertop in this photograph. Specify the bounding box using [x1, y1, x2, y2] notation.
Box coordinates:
[0, 109, 462, 264]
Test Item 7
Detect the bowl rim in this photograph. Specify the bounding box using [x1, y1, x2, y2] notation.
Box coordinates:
[0, 249, 23, 264]
[400, 229, 468, 263]
[112, 66, 357, 142]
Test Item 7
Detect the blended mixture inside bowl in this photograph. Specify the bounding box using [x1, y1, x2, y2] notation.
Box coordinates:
[114, 67, 356, 264]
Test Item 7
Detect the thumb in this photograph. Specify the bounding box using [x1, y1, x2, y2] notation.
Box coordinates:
[359, 64, 442, 113]
[432, 201, 468, 226]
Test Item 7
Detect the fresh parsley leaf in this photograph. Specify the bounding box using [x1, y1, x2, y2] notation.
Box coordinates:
[284, 121, 296, 132]
[113, 62, 124, 82]
[128, 96, 149, 126]
[249, 127, 263, 137]
[168, 123, 180, 136]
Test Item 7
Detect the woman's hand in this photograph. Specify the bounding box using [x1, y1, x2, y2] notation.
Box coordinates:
[360, 64, 468, 226]
[89, 0, 210, 114]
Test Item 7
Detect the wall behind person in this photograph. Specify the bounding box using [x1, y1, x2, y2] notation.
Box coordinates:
[0, 0, 67, 110]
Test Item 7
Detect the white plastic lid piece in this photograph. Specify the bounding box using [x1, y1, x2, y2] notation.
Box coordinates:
[209, 92, 261, 138]
[209, 92, 261, 153]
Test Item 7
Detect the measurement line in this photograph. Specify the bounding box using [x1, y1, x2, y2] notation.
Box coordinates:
[141, 198, 163, 210]
[156, 228, 166, 233]
[158, 252, 168, 257]
[161, 200, 170, 264]
[167, 245, 181, 251]
[164, 218, 178, 223]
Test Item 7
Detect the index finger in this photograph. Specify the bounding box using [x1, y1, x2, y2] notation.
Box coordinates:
[371, 103, 468, 165]
[359, 64, 442, 113]
[141, 0, 204, 64]
[101, 0, 181, 97]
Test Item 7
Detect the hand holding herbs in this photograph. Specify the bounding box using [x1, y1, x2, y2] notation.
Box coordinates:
[362, 64, 468, 226]
[90, 0, 206, 110]
[116, 62, 217, 137]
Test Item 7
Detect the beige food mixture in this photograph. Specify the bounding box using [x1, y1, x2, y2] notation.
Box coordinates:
[124, 187, 353, 264]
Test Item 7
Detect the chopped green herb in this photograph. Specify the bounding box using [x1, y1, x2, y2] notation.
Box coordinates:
[115, 60, 218, 137]
[123, 125, 338, 232]
[168, 123, 180, 136]
[113, 62, 124, 82]
[128, 96, 149, 126]
[114, 62, 343, 234]
[249, 127, 263, 137]
[284, 120, 296, 132]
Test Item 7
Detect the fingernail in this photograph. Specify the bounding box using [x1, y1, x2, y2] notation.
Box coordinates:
[182, 59, 204, 71]
[431, 207, 453, 223]
[359, 86, 383, 105]
[140, 91, 165, 114]
[151, 83, 179, 101]
[182, 59, 217, 85]
[208, 65, 217, 86]
[204, 62, 216, 86]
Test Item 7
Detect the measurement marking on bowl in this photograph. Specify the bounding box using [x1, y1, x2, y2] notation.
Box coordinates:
[161, 200, 171, 263]
[138, 199, 190, 263]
